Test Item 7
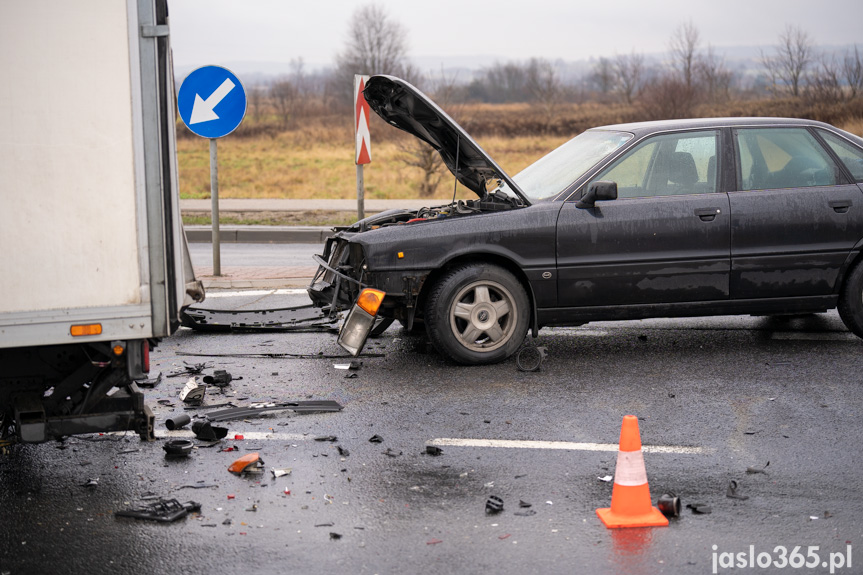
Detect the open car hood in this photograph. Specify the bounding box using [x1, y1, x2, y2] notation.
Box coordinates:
[363, 75, 529, 204]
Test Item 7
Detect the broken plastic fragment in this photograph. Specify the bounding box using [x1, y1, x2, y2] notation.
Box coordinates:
[518, 500, 532, 508]
[368, 435, 384, 443]
[329, 532, 342, 540]
[115, 499, 201, 522]
[202, 370, 233, 387]
[191, 420, 229, 441]
[271, 468, 292, 479]
[228, 452, 264, 475]
[425, 445, 442, 456]
[165, 413, 191, 431]
[179, 377, 206, 404]
[486, 496, 504, 514]
[598, 475, 613, 482]
[314, 435, 338, 442]
[686, 503, 712, 514]
[337, 446, 350, 456]
[163, 439, 194, 457]
[746, 461, 770, 474]
[137, 372, 163, 388]
[427, 538, 443, 545]
[726, 480, 749, 500]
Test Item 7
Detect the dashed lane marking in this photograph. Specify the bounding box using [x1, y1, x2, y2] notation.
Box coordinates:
[428, 438, 708, 454]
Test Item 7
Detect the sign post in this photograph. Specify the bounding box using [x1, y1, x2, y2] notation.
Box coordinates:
[178, 66, 247, 276]
[354, 75, 372, 221]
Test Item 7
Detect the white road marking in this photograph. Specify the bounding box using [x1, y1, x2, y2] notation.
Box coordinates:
[428, 437, 708, 454]
[155, 429, 308, 441]
[770, 332, 859, 342]
[203, 288, 307, 299]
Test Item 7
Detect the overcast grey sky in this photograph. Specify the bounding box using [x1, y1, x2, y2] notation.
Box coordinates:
[168, 0, 862, 71]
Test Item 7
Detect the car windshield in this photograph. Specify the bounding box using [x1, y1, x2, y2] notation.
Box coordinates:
[502, 130, 632, 201]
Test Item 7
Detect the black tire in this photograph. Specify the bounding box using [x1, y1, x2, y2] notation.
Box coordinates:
[424, 263, 530, 365]
[838, 260, 863, 338]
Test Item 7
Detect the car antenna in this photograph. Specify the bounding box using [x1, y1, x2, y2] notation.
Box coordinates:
[451, 135, 460, 206]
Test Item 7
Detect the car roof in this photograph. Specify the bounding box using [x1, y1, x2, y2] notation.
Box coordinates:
[590, 117, 835, 136]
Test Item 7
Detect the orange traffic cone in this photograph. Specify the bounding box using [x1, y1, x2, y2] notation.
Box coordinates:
[596, 415, 668, 528]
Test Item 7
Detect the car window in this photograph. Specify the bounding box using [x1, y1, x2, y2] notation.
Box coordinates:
[817, 129, 863, 183]
[590, 131, 718, 198]
[735, 128, 839, 190]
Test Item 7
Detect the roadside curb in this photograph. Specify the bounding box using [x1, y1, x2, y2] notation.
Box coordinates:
[185, 225, 333, 244]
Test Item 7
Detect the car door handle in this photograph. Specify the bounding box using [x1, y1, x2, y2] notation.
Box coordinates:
[694, 208, 721, 221]
[829, 200, 852, 214]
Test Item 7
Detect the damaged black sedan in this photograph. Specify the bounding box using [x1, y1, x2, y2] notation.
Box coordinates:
[308, 75, 863, 365]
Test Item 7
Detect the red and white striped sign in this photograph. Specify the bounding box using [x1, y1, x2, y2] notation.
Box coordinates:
[354, 75, 371, 165]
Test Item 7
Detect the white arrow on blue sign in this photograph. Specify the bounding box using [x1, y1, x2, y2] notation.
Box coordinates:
[178, 66, 246, 138]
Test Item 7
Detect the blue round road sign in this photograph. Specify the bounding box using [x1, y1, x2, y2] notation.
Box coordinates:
[178, 66, 246, 138]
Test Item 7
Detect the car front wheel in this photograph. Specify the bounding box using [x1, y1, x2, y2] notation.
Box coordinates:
[838, 260, 863, 338]
[425, 263, 529, 365]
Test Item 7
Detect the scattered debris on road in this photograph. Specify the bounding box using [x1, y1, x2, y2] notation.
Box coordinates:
[115, 499, 201, 522]
[136, 372, 163, 388]
[205, 401, 343, 422]
[192, 420, 229, 441]
[164, 413, 191, 431]
[746, 461, 770, 474]
[369, 434, 384, 443]
[516, 346, 547, 372]
[686, 503, 712, 514]
[228, 452, 264, 475]
[726, 480, 749, 500]
[486, 495, 504, 514]
[657, 492, 681, 517]
[202, 370, 237, 387]
[163, 439, 194, 457]
[179, 377, 206, 404]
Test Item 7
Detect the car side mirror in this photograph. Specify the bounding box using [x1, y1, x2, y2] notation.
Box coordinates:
[576, 180, 618, 209]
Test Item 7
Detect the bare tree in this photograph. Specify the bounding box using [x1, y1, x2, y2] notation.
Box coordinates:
[526, 58, 562, 132]
[590, 57, 615, 98]
[612, 52, 645, 105]
[761, 25, 813, 97]
[698, 45, 733, 103]
[246, 85, 266, 122]
[333, 3, 416, 104]
[398, 73, 464, 198]
[270, 80, 298, 128]
[669, 20, 701, 89]
[843, 45, 863, 99]
[807, 54, 844, 103]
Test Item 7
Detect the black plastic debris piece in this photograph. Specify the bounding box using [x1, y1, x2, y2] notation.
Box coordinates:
[726, 480, 750, 500]
[637, 334, 648, 341]
[345, 373, 358, 379]
[486, 496, 504, 514]
[315, 435, 338, 442]
[81, 478, 99, 488]
[202, 370, 236, 387]
[425, 445, 443, 456]
[368, 435, 384, 443]
[206, 401, 344, 422]
[165, 413, 191, 431]
[315, 522, 335, 527]
[382, 448, 402, 457]
[115, 499, 201, 522]
[222, 518, 232, 526]
[163, 439, 194, 457]
[337, 446, 350, 457]
[746, 461, 770, 474]
[518, 500, 532, 508]
[137, 372, 163, 388]
[657, 492, 681, 517]
[176, 483, 219, 490]
[686, 503, 712, 514]
[192, 420, 229, 441]
[167, 362, 211, 378]
[516, 346, 548, 372]
[329, 532, 342, 540]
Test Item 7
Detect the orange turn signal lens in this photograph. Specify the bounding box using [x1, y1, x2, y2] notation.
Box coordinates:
[70, 324, 102, 337]
[112, 344, 125, 356]
[356, 288, 386, 316]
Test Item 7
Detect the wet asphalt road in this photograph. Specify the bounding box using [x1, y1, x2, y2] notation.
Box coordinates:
[1, 289, 862, 575]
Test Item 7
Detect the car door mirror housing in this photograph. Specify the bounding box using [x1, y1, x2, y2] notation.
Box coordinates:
[576, 181, 618, 208]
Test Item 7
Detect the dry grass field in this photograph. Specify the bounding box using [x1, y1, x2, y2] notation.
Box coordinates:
[177, 99, 863, 202]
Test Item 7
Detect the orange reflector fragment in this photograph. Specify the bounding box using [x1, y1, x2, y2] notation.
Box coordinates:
[397, 252, 404, 259]
[71, 324, 102, 337]
[228, 452, 261, 474]
[356, 288, 386, 316]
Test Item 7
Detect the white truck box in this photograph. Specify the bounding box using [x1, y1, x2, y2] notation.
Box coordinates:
[0, 0, 203, 443]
